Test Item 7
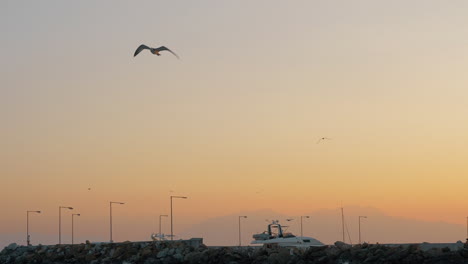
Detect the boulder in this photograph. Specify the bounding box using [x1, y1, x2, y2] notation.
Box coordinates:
[173, 252, 184, 260]
[184, 251, 203, 263]
[85, 253, 97, 261]
[111, 246, 125, 258]
[141, 247, 153, 257]
[157, 248, 169, 259]
[6, 243, 18, 251]
[334, 241, 351, 250]
[144, 258, 158, 264]
[267, 248, 291, 264]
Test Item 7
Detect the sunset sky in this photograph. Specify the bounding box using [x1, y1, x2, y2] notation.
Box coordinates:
[1, 0, 468, 246]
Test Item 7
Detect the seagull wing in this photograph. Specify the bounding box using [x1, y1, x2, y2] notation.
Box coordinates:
[155, 46, 180, 59]
[134, 44, 151, 57]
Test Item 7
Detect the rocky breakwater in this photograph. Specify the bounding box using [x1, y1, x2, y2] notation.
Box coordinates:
[1, 240, 468, 264]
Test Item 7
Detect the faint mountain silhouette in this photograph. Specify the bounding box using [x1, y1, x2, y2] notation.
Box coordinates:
[180, 206, 465, 246]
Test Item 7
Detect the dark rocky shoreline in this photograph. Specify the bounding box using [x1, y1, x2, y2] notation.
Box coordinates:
[1, 240, 468, 264]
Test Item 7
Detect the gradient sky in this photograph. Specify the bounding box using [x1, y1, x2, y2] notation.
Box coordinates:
[1, 0, 468, 246]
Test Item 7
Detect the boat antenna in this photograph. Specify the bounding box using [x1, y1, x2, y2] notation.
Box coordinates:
[340, 203, 353, 245]
[341, 202, 345, 242]
[345, 217, 353, 245]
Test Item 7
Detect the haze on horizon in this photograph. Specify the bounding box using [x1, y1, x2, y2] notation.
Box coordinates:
[1, 0, 467, 246]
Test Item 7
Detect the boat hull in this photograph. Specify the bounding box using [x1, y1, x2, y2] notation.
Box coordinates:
[251, 236, 324, 248]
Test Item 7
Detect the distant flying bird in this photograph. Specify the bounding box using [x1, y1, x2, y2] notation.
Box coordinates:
[133, 45, 179, 59]
[317, 137, 332, 144]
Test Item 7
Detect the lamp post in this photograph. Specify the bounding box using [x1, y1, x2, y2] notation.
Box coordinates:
[170, 196, 187, 241]
[59, 206, 73, 244]
[300, 216, 310, 238]
[159, 215, 168, 240]
[238, 216, 247, 246]
[72, 214, 80, 244]
[26, 211, 41, 246]
[110, 201, 125, 243]
[358, 216, 367, 244]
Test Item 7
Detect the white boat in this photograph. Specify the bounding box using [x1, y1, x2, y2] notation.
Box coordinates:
[251, 220, 324, 248]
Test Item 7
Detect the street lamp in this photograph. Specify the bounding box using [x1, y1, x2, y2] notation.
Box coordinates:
[26, 211, 41, 246]
[238, 216, 247, 246]
[59, 206, 73, 244]
[170, 196, 187, 241]
[300, 216, 310, 238]
[159, 215, 168, 240]
[72, 214, 80, 244]
[358, 216, 367, 244]
[110, 201, 125, 243]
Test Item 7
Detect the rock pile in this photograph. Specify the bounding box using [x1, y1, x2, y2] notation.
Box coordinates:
[1, 240, 468, 264]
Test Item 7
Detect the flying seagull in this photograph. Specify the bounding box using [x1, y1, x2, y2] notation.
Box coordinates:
[317, 137, 332, 144]
[134, 45, 179, 59]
